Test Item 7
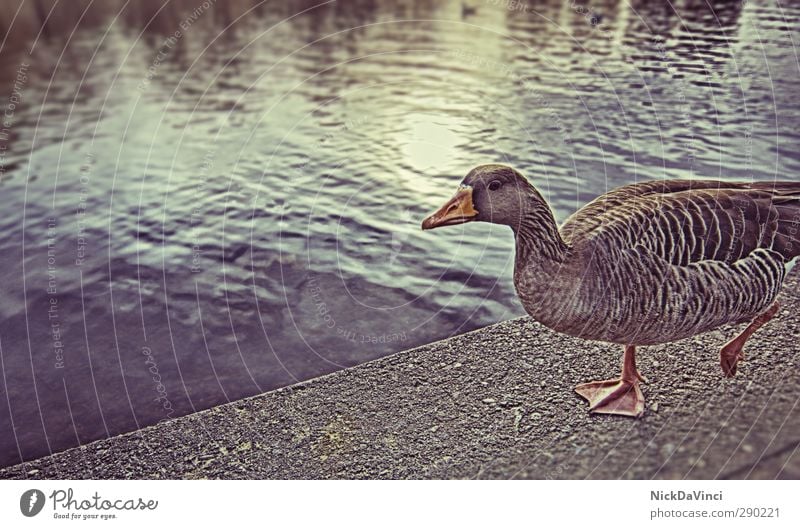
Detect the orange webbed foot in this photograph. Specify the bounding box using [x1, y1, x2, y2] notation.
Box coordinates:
[575, 378, 645, 418]
[719, 302, 780, 378]
[719, 341, 745, 377]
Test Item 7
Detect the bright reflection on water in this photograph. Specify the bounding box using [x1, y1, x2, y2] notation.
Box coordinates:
[0, 0, 799, 466]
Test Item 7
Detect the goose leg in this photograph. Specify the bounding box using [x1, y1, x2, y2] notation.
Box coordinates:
[575, 345, 645, 418]
[720, 301, 780, 377]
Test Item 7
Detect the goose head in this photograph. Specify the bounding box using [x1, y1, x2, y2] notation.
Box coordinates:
[421, 164, 547, 231]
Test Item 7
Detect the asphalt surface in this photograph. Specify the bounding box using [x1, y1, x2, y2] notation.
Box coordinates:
[2, 275, 799, 479]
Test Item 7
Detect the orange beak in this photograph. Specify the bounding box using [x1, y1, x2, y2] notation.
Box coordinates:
[421, 185, 479, 230]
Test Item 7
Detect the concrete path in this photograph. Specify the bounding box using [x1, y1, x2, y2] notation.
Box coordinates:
[2, 276, 799, 479]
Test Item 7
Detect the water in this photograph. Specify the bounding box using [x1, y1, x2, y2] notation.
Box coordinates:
[1, 0, 799, 467]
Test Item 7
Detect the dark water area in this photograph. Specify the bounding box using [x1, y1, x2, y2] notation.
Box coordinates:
[0, 0, 799, 467]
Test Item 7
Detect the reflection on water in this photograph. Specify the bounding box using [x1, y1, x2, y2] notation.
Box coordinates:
[1, 0, 799, 467]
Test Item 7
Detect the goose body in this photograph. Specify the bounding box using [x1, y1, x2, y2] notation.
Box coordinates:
[516, 179, 799, 346]
[422, 165, 800, 417]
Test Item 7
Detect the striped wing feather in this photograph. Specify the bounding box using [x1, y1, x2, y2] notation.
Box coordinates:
[561, 179, 800, 266]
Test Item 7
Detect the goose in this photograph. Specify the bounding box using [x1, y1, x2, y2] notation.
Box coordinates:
[421, 164, 800, 417]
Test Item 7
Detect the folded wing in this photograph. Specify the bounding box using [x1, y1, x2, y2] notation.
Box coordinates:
[561, 179, 800, 266]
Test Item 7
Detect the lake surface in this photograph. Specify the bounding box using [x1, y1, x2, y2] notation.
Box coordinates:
[1, 0, 799, 467]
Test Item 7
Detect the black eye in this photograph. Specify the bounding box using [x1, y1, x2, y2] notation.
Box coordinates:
[488, 180, 502, 191]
